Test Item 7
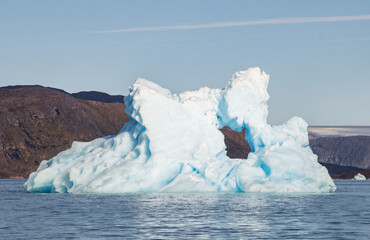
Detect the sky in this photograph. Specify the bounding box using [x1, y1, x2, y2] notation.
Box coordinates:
[0, 0, 369, 126]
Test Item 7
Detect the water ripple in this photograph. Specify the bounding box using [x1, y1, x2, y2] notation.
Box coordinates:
[0, 179, 369, 239]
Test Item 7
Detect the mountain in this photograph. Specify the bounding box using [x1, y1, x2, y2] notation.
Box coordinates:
[307, 126, 370, 178]
[309, 136, 370, 169]
[0, 85, 369, 179]
[0, 86, 129, 178]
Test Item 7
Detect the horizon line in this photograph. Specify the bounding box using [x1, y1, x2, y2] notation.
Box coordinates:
[89, 14, 370, 33]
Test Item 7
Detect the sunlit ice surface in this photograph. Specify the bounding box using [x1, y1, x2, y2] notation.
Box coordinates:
[24, 67, 335, 193]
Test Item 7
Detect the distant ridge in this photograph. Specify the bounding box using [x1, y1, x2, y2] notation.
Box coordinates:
[72, 91, 124, 103]
[308, 126, 370, 139]
[1, 85, 70, 95]
[1, 85, 124, 103]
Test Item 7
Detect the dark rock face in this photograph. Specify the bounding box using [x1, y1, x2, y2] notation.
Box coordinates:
[220, 126, 251, 159]
[310, 136, 370, 169]
[0, 86, 129, 178]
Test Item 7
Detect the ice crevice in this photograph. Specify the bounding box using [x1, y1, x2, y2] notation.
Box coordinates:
[24, 67, 336, 193]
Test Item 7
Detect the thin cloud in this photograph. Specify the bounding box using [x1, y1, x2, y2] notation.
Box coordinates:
[90, 15, 370, 33]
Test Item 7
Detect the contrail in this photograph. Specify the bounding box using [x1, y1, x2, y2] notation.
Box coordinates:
[90, 15, 370, 33]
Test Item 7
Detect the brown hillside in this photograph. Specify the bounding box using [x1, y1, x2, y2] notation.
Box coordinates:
[0, 86, 129, 178]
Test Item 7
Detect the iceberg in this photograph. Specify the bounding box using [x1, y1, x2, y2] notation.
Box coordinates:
[24, 67, 336, 193]
[353, 173, 366, 180]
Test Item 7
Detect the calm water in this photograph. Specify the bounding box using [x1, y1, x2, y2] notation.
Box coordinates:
[0, 180, 369, 239]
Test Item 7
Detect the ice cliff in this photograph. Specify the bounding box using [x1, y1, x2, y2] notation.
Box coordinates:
[24, 68, 336, 193]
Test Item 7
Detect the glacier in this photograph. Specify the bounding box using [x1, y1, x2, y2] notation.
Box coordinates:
[24, 67, 336, 193]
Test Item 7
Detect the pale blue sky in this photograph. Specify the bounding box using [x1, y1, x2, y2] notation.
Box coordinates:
[0, 0, 369, 125]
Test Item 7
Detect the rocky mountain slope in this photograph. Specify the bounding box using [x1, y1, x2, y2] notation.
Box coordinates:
[0, 86, 129, 178]
[0, 85, 368, 179]
[310, 136, 370, 169]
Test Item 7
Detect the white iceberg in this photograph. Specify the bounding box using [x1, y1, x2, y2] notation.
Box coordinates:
[24, 67, 336, 193]
[353, 173, 366, 180]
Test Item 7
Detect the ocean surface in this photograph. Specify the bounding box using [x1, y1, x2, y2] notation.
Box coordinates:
[1, 179, 369, 239]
